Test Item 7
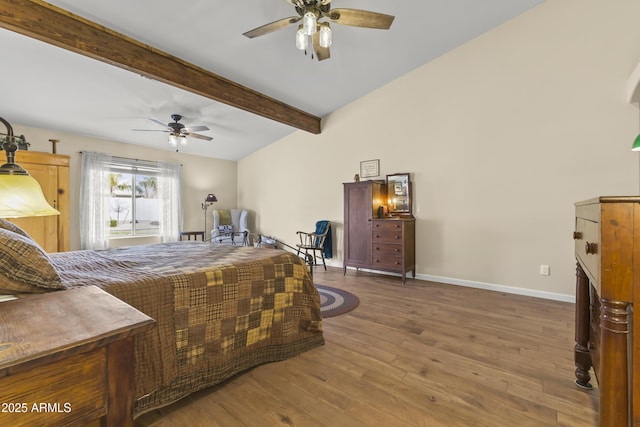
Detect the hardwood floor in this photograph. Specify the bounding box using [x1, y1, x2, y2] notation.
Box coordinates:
[135, 267, 598, 427]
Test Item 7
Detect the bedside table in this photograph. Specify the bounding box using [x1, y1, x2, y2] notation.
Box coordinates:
[0, 286, 155, 426]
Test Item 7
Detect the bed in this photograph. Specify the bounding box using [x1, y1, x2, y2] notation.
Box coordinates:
[0, 223, 324, 415]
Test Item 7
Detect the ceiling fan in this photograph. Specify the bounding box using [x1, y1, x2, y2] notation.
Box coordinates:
[133, 114, 212, 147]
[243, 0, 395, 61]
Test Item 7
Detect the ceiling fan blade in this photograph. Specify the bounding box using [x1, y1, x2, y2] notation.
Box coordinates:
[148, 118, 168, 128]
[312, 32, 330, 61]
[188, 133, 213, 141]
[243, 16, 301, 38]
[185, 125, 209, 132]
[327, 9, 395, 29]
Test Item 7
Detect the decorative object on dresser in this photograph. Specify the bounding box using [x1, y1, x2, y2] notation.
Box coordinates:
[386, 172, 411, 215]
[343, 179, 415, 284]
[0, 286, 154, 427]
[573, 196, 640, 427]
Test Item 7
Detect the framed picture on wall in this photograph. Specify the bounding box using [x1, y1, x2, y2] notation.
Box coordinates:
[360, 159, 380, 178]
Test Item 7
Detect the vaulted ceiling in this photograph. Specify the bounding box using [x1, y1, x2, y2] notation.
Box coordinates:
[0, 0, 543, 160]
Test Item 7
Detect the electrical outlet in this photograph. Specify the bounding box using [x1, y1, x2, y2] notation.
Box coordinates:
[540, 265, 550, 276]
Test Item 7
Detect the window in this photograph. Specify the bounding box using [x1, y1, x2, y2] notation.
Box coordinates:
[80, 152, 182, 249]
[109, 166, 160, 237]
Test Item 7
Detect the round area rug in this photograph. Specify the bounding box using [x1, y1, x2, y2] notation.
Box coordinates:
[316, 284, 359, 318]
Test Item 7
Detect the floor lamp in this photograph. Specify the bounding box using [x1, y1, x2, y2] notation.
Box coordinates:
[201, 193, 217, 241]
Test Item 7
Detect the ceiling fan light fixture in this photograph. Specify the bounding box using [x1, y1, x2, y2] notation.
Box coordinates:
[319, 23, 332, 48]
[179, 135, 188, 146]
[168, 134, 178, 146]
[302, 11, 317, 35]
[295, 26, 307, 50]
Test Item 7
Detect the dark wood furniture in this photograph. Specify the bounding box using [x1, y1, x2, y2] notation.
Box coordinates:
[343, 181, 416, 284]
[179, 231, 205, 241]
[0, 286, 154, 427]
[573, 196, 639, 427]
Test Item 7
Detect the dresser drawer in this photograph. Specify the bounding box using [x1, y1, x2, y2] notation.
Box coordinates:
[0, 348, 107, 426]
[372, 220, 403, 243]
[373, 220, 403, 230]
[373, 243, 403, 258]
[575, 217, 600, 294]
[372, 256, 405, 270]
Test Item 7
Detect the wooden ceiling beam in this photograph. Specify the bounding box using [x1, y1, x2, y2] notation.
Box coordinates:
[0, 0, 322, 134]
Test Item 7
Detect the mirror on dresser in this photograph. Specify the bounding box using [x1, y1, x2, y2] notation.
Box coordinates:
[386, 173, 412, 216]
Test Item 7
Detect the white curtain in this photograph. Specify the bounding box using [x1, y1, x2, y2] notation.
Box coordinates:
[80, 152, 183, 248]
[80, 151, 112, 250]
[157, 161, 182, 242]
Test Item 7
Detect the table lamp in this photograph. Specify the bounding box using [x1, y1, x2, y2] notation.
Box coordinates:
[0, 117, 59, 218]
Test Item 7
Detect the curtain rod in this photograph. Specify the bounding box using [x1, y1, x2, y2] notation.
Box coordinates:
[78, 151, 182, 166]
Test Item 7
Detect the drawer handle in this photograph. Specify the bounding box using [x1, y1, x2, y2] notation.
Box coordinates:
[573, 231, 582, 240]
[395, 236, 400, 239]
[585, 242, 598, 255]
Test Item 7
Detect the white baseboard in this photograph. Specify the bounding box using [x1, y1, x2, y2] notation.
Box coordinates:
[336, 264, 575, 303]
[415, 273, 575, 303]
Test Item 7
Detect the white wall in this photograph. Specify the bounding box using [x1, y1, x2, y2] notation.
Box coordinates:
[238, 0, 640, 299]
[12, 124, 237, 250]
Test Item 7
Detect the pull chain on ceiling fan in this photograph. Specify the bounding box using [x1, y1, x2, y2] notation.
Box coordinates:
[132, 114, 212, 148]
[243, 0, 394, 61]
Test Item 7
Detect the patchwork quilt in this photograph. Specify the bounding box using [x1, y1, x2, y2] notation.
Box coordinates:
[49, 242, 324, 414]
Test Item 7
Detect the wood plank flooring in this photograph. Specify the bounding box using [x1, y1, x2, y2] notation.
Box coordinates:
[135, 268, 599, 427]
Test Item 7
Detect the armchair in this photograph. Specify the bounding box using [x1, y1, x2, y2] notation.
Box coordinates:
[211, 209, 249, 245]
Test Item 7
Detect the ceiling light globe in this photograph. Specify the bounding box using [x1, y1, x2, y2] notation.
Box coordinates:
[303, 12, 317, 35]
[179, 136, 188, 146]
[168, 135, 178, 146]
[319, 25, 332, 48]
[295, 27, 307, 50]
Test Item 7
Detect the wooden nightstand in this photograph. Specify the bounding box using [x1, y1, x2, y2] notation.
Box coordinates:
[0, 286, 155, 427]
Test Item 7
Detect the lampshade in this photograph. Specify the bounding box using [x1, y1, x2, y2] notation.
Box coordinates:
[0, 174, 60, 218]
[0, 116, 60, 219]
[632, 134, 640, 151]
[205, 193, 217, 203]
[296, 26, 307, 50]
[303, 12, 317, 35]
[319, 23, 332, 48]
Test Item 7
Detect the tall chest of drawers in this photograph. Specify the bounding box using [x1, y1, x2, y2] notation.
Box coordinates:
[573, 196, 640, 427]
[343, 181, 415, 284]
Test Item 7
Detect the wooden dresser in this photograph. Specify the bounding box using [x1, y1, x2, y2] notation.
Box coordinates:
[343, 181, 416, 284]
[8, 151, 70, 252]
[0, 286, 154, 426]
[573, 196, 640, 427]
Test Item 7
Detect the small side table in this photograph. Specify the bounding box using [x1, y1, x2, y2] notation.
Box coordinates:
[0, 286, 155, 427]
[179, 231, 205, 241]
